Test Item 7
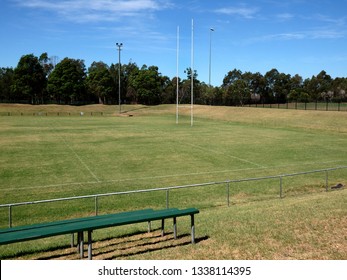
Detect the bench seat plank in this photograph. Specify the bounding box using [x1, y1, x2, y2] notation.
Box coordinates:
[0, 208, 199, 259]
[0, 208, 155, 234]
[0, 208, 198, 244]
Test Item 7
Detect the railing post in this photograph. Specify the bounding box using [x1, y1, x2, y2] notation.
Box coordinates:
[279, 176, 283, 199]
[166, 189, 169, 209]
[325, 170, 329, 192]
[226, 181, 230, 207]
[95, 196, 98, 216]
[9, 205, 12, 228]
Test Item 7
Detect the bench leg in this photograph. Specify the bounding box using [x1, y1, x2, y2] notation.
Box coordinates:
[79, 231, 84, 259]
[191, 214, 195, 244]
[148, 221, 151, 233]
[77, 232, 81, 252]
[161, 219, 165, 237]
[71, 233, 74, 248]
[173, 217, 177, 239]
[88, 230, 92, 260]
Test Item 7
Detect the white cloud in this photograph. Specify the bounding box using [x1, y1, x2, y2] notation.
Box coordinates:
[314, 14, 347, 26]
[276, 13, 295, 21]
[247, 28, 345, 44]
[309, 28, 346, 39]
[215, 5, 259, 19]
[250, 32, 305, 43]
[14, 0, 172, 22]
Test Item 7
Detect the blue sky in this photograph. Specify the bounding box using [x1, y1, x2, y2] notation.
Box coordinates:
[1, 0, 347, 86]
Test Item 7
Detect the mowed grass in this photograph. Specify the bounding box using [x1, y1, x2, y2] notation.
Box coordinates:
[0, 104, 346, 259]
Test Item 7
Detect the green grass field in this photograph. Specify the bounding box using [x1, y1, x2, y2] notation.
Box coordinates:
[0, 104, 346, 259]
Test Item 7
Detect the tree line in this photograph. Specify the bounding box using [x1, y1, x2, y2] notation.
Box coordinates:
[1, 53, 347, 106]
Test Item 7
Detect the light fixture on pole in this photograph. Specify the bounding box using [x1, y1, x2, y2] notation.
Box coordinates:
[209, 28, 214, 87]
[116, 43, 123, 114]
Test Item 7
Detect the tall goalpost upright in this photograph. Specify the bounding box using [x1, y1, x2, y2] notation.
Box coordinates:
[176, 19, 194, 126]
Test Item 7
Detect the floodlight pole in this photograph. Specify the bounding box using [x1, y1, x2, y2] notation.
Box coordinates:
[116, 43, 123, 114]
[191, 19, 194, 127]
[209, 28, 214, 87]
[176, 26, 179, 124]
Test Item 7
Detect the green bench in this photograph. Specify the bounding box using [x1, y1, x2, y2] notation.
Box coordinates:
[0, 208, 199, 260]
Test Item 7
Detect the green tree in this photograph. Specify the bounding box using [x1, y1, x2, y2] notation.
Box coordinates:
[48, 58, 86, 104]
[275, 72, 292, 103]
[222, 69, 243, 87]
[227, 79, 250, 106]
[39, 53, 54, 77]
[264, 68, 280, 103]
[264, 69, 291, 103]
[86, 61, 114, 104]
[332, 77, 347, 102]
[109, 61, 139, 104]
[180, 67, 201, 104]
[316, 70, 333, 101]
[128, 65, 163, 105]
[12, 54, 47, 104]
[304, 71, 333, 102]
[199, 83, 213, 105]
[290, 74, 303, 89]
[222, 69, 250, 105]
[161, 76, 176, 104]
[0, 67, 14, 102]
[288, 74, 308, 102]
[248, 72, 265, 104]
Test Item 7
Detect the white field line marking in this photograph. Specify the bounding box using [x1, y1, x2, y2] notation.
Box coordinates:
[127, 121, 263, 167]
[4, 159, 344, 192]
[2, 167, 265, 191]
[184, 141, 265, 168]
[49, 120, 100, 183]
[60, 137, 100, 182]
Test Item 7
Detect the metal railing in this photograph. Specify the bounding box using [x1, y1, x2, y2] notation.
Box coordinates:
[1, 166, 346, 228]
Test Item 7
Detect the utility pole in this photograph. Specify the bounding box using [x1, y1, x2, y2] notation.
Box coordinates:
[116, 43, 123, 114]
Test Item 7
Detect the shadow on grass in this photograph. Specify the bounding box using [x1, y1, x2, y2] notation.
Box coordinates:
[0, 243, 71, 260]
[1, 230, 149, 260]
[101, 234, 209, 260]
[4, 229, 208, 260]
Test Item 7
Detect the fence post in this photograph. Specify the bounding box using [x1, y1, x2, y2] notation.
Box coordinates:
[166, 189, 169, 209]
[226, 181, 230, 207]
[95, 196, 98, 216]
[279, 176, 283, 199]
[325, 170, 329, 192]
